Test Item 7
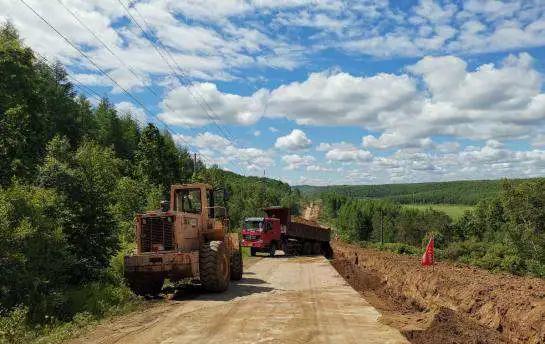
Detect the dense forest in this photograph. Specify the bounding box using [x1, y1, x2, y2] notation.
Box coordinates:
[322, 178, 545, 278]
[296, 178, 536, 205]
[0, 24, 296, 343]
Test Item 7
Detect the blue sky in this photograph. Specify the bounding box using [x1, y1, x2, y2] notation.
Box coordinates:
[3, 0, 545, 185]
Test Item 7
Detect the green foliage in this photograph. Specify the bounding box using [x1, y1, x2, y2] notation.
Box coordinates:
[328, 178, 545, 278]
[297, 178, 535, 205]
[0, 24, 302, 343]
[0, 307, 35, 344]
[0, 184, 72, 323]
[402, 204, 473, 221]
[135, 124, 194, 192]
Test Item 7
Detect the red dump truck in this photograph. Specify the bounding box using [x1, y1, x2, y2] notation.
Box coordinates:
[241, 206, 332, 258]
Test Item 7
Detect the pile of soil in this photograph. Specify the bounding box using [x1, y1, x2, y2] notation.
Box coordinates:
[331, 241, 545, 344]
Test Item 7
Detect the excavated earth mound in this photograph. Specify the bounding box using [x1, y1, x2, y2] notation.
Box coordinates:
[331, 241, 545, 344]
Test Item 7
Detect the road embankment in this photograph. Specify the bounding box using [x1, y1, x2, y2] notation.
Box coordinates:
[331, 241, 545, 344]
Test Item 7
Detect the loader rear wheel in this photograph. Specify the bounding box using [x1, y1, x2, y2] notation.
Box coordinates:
[125, 274, 164, 296]
[200, 241, 230, 292]
[303, 241, 312, 255]
[230, 250, 243, 281]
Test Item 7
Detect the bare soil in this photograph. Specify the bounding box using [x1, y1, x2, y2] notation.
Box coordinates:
[69, 254, 407, 344]
[331, 241, 545, 344]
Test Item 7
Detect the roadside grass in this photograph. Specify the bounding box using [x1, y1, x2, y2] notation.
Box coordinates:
[241, 246, 251, 258]
[402, 203, 473, 220]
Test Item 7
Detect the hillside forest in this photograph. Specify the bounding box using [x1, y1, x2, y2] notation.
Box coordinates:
[0, 24, 297, 343]
[319, 177, 545, 278]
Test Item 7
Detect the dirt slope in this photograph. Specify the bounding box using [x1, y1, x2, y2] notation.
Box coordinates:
[69, 255, 407, 344]
[332, 241, 545, 344]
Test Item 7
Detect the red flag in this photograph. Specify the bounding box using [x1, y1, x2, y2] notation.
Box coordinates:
[421, 237, 434, 267]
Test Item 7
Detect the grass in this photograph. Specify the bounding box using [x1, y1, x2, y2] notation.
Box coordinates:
[403, 203, 474, 220]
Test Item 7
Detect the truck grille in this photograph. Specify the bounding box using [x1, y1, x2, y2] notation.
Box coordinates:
[141, 217, 174, 252]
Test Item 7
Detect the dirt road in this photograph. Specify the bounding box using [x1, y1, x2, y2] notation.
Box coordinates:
[71, 255, 407, 344]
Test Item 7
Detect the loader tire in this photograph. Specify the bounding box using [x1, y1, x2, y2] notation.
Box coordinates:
[230, 250, 243, 281]
[200, 241, 230, 292]
[126, 274, 164, 296]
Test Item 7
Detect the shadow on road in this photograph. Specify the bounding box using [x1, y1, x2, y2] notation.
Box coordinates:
[168, 275, 275, 302]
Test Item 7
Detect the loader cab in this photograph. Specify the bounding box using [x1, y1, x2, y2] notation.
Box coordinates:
[160, 183, 230, 251]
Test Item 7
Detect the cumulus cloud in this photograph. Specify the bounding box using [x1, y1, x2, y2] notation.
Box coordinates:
[174, 132, 274, 172]
[318, 142, 373, 163]
[158, 83, 268, 126]
[160, 52, 545, 154]
[282, 154, 315, 170]
[363, 53, 545, 149]
[275, 129, 312, 150]
[266, 71, 420, 127]
[2, 0, 306, 94]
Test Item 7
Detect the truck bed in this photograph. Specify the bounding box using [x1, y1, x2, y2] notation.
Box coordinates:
[287, 218, 330, 242]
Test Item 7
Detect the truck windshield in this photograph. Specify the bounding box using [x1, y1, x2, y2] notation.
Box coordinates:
[244, 220, 262, 229]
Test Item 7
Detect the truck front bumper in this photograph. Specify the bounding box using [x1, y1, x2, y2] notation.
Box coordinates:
[242, 239, 264, 248]
[124, 251, 199, 280]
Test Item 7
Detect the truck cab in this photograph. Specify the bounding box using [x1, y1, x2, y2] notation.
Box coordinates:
[241, 217, 281, 257]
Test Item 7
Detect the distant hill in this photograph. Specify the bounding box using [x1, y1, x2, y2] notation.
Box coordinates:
[294, 178, 542, 205]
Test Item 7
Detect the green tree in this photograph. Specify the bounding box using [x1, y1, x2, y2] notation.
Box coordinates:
[38, 137, 122, 282]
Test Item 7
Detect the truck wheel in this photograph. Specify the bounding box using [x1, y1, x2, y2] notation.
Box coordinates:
[126, 274, 164, 296]
[250, 247, 257, 256]
[269, 242, 276, 257]
[200, 241, 230, 292]
[322, 243, 333, 259]
[230, 250, 243, 281]
[303, 241, 312, 255]
[282, 241, 290, 256]
[312, 242, 322, 255]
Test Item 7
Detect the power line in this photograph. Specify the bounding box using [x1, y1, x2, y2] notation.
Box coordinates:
[53, 0, 213, 151]
[116, 0, 244, 154]
[128, 1, 238, 141]
[34, 51, 215, 167]
[55, 0, 162, 99]
[18, 0, 218, 167]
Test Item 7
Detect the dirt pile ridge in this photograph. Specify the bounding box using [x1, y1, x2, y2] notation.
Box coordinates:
[331, 241, 545, 344]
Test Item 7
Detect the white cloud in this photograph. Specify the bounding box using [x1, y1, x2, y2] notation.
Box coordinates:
[274, 129, 312, 150]
[325, 147, 372, 163]
[158, 83, 268, 126]
[115, 101, 147, 125]
[174, 132, 274, 172]
[282, 154, 315, 170]
[266, 70, 420, 127]
[161, 52, 545, 152]
[268, 126, 279, 133]
[253, 130, 261, 137]
[339, 0, 545, 57]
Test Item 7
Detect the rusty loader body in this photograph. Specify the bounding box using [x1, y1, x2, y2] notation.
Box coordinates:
[124, 183, 242, 296]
